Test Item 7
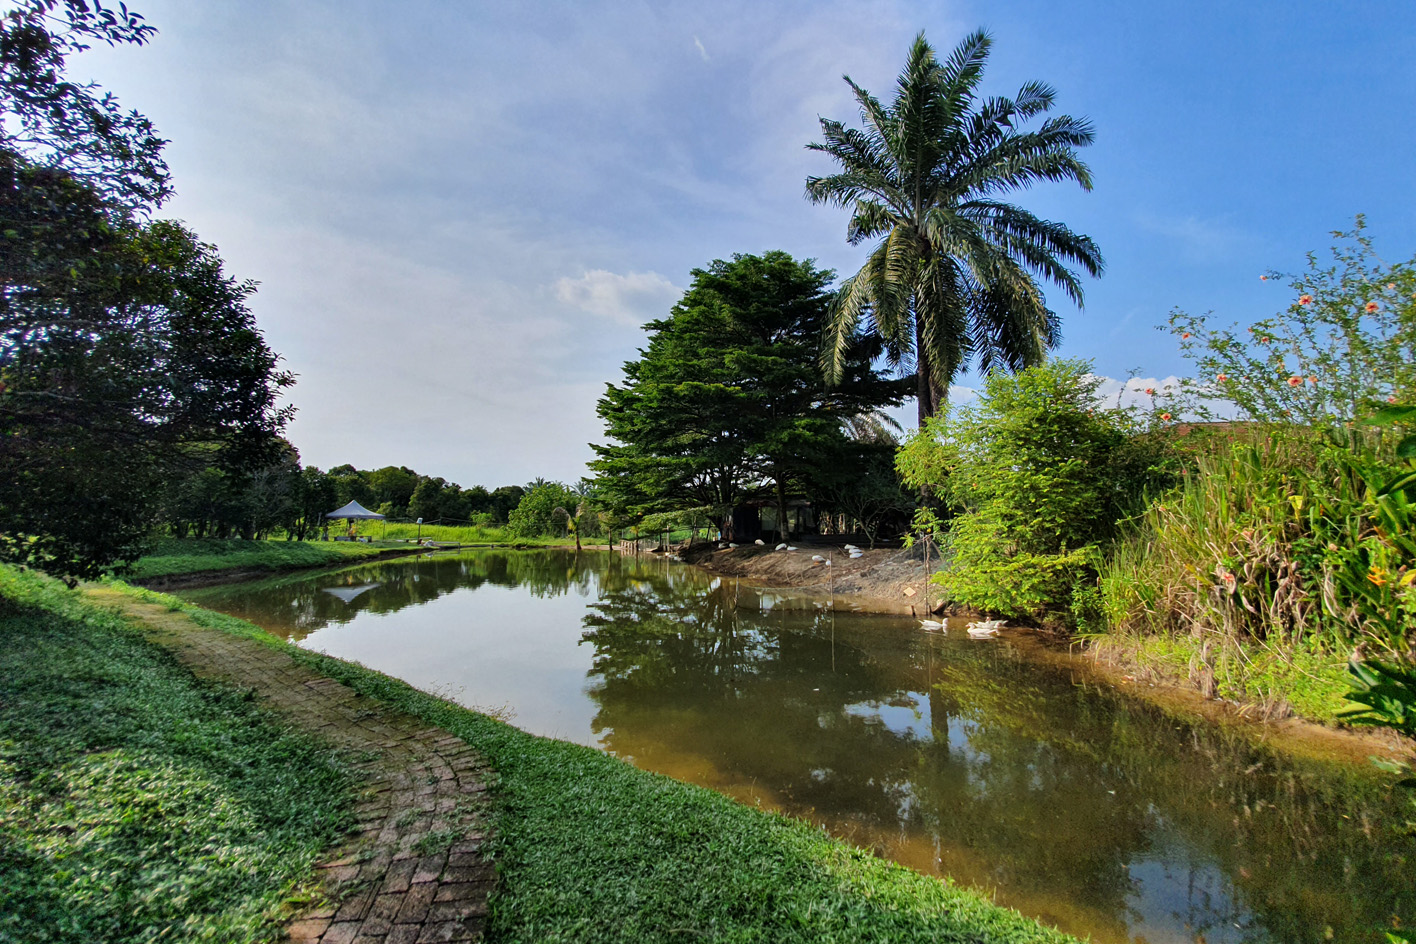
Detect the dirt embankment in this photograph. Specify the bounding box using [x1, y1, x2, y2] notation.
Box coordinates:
[680, 541, 950, 615]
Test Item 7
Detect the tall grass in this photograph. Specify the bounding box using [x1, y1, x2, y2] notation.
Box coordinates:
[345, 520, 576, 546]
[1101, 427, 1414, 659]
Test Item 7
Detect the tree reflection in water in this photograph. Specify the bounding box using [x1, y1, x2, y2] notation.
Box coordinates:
[183, 550, 1414, 944]
[580, 563, 1414, 944]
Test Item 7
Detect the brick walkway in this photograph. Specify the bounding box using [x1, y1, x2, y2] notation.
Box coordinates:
[87, 589, 496, 944]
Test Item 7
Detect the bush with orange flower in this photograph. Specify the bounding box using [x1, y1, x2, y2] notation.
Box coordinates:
[1166, 217, 1416, 425]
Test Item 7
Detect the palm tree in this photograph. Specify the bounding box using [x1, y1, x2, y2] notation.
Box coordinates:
[806, 29, 1104, 425]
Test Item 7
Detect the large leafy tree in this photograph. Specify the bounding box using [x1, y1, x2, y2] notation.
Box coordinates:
[1, 0, 169, 207]
[806, 29, 1104, 424]
[1, 2, 293, 578]
[591, 251, 907, 537]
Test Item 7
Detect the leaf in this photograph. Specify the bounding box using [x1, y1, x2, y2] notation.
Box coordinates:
[1364, 404, 1416, 426]
[1378, 469, 1416, 499]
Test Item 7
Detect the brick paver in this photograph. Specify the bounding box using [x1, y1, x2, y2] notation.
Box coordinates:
[87, 590, 496, 943]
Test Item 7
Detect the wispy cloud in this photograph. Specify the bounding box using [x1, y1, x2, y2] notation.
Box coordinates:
[693, 36, 710, 62]
[1134, 212, 1248, 264]
[554, 270, 681, 327]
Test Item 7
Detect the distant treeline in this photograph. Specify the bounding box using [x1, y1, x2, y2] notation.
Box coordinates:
[161, 452, 534, 541]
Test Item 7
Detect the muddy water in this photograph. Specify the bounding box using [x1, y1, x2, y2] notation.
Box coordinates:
[178, 549, 1414, 944]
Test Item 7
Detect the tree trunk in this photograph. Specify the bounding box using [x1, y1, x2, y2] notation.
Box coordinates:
[775, 477, 790, 542]
[915, 319, 944, 426]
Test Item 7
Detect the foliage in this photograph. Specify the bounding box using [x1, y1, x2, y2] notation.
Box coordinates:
[1167, 218, 1416, 425]
[815, 438, 913, 547]
[805, 30, 1102, 423]
[899, 359, 1171, 623]
[0, 0, 170, 206]
[1, 191, 295, 578]
[0, 565, 353, 942]
[1342, 658, 1416, 742]
[0, 7, 293, 580]
[592, 251, 906, 537]
[1342, 655, 1416, 876]
[1101, 430, 1416, 656]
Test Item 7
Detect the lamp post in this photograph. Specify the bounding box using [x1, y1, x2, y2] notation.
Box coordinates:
[416, 517, 423, 543]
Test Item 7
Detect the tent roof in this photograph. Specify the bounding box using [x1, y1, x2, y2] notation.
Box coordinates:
[326, 500, 385, 520]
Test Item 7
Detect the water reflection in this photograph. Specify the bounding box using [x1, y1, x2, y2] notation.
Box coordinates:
[180, 550, 1414, 944]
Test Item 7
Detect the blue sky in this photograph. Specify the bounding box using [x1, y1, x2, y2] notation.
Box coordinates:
[77, 0, 1416, 488]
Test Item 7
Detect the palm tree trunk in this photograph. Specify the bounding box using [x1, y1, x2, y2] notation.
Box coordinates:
[915, 319, 944, 425]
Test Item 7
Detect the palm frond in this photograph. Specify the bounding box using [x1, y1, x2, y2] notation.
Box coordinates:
[805, 27, 1100, 418]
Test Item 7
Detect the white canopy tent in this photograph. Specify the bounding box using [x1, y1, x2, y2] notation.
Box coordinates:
[326, 500, 385, 520]
[325, 500, 385, 540]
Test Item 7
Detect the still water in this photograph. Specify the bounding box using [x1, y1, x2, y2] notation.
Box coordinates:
[179, 549, 1414, 944]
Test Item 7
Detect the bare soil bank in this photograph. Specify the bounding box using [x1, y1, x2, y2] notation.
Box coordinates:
[673, 541, 1413, 768]
[679, 541, 948, 614]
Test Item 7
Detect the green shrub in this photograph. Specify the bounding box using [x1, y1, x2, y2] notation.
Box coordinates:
[898, 359, 1173, 625]
[507, 482, 583, 539]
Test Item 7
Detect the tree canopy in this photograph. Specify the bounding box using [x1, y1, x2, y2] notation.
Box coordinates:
[0, 2, 292, 578]
[806, 30, 1103, 423]
[591, 251, 908, 536]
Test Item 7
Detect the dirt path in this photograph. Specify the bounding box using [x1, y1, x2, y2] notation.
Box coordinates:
[86, 588, 496, 944]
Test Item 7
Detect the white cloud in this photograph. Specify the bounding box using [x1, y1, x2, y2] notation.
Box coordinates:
[693, 36, 710, 62]
[1090, 374, 1184, 410]
[553, 270, 681, 327]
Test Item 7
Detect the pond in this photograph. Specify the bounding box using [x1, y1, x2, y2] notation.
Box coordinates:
[178, 548, 1414, 944]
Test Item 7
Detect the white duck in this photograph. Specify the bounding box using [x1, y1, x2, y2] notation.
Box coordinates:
[918, 619, 946, 632]
[965, 618, 1006, 637]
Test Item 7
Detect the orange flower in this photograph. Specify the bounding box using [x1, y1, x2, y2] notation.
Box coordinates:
[1365, 301, 1379, 313]
[1260, 275, 1268, 281]
[1298, 294, 1313, 305]
[1388, 282, 1397, 290]
[1160, 412, 1172, 421]
[1145, 387, 1155, 395]
[1287, 376, 1302, 386]
[1216, 373, 1228, 382]
[1367, 566, 1387, 587]
[1308, 376, 1317, 384]
[1181, 332, 1191, 339]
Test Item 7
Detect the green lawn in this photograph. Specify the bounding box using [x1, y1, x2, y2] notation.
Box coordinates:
[0, 566, 356, 944]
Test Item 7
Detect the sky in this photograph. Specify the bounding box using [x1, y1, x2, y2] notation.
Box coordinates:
[73, 0, 1416, 488]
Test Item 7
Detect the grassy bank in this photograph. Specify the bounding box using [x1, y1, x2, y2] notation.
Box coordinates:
[121, 537, 394, 580]
[0, 567, 356, 944]
[104, 577, 1078, 944]
[1088, 628, 1353, 724]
